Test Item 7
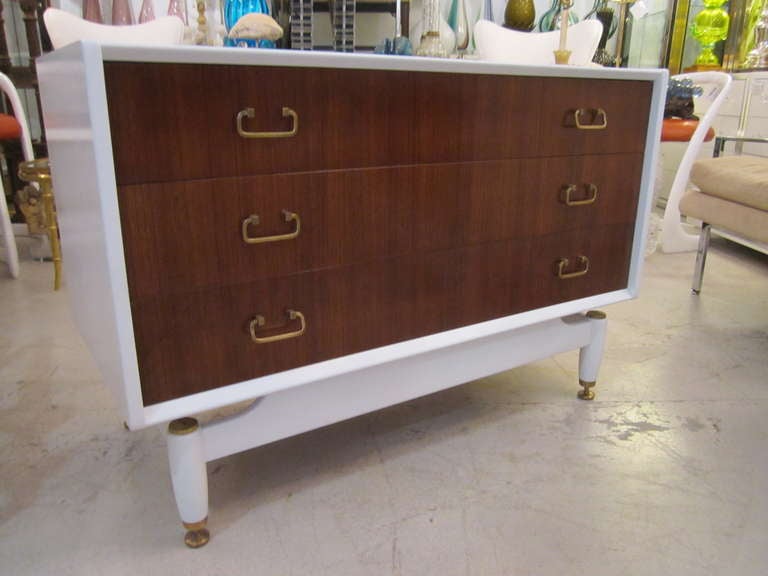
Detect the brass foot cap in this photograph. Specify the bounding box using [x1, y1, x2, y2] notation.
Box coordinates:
[578, 380, 596, 401]
[184, 528, 210, 548]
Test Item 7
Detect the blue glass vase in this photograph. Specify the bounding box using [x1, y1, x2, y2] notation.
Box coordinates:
[224, 0, 275, 48]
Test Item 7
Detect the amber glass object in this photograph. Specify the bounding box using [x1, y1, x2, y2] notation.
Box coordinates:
[504, 0, 535, 31]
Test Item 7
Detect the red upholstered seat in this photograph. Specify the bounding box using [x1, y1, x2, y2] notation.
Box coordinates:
[661, 118, 715, 143]
[0, 113, 22, 140]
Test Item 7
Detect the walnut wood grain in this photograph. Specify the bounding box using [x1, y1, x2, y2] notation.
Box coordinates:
[104, 63, 546, 185]
[133, 224, 634, 405]
[117, 154, 642, 300]
[538, 77, 653, 156]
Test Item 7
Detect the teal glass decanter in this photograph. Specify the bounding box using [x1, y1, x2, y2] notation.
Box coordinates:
[538, 0, 579, 32]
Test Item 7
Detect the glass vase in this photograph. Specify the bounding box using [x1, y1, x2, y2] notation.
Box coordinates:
[224, 0, 276, 48]
[83, 0, 103, 23]
[416, 0, 448, 57]
[744, 8, 768, 67]
[504, 0, 535, 31]
[592, 5, 615, 65]
[139, 0, 156, 22]
[449, 0, 470, 54]
[167, 0, 189, 25]
[583, 0, 617, 37]
[691, 0, 730, 66]
[538, 0, 578, 32]
[112, 0, 134, 24]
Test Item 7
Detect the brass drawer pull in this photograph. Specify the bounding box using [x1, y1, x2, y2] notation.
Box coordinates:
[242, 210, 300, 244]
[555, 256, 590, 279]
[236, 106, 298, 139]
[574, 108, 608, 130]
[249, 309, 306, 344]
[562, 184, 598, 206]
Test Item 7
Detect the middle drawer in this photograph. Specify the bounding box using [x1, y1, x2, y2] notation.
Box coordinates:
[118, 155, 643, 301]
[132, 222, 635, 405]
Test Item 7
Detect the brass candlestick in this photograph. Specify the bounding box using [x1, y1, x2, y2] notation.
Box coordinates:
[612, 0, 635, 67]
[553, 0, 573, 64]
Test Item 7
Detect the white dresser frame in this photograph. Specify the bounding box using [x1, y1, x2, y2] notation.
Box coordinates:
[37, 43, 667, 546]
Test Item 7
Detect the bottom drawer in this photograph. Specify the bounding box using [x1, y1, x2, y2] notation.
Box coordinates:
[133, 225, 634, 405]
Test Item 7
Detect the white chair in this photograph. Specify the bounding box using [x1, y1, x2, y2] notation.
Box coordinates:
[660, 71, 732, 253]
[0, 72, 35, 279]
[473, 19, 602, 67]
[43, 8, 185, 50]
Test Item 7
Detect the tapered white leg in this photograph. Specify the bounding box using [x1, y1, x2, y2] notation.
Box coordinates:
[167, 417, 209, 548]
[577, 310, 607, 400]
[1, 178, 19, 279]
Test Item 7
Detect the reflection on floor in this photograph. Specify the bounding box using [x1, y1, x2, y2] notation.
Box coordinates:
[1, 237, 767, 575]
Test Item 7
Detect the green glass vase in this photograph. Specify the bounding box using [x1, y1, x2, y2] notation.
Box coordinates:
[691, 0, 730, 66]
[538, 0, 578, 32]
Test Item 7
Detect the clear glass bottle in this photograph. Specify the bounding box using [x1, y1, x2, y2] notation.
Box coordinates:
[744, 8, 768, 67]
[417, 0, 448, 57]
[167, 0, 189, 25]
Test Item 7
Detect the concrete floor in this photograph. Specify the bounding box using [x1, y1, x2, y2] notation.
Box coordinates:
[1, 237, 767, 575]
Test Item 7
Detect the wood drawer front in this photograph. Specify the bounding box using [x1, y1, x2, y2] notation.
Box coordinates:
[538, 77, 653, 156]
[118, 155, 642, 300]
[132, 224, 633, 405]
[104, 63, 544, 185]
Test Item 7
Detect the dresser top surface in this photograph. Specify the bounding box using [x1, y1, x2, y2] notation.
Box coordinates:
[39, 41, 668, 83]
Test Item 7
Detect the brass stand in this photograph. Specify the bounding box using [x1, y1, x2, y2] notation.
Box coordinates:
[18, 158, 61, 291]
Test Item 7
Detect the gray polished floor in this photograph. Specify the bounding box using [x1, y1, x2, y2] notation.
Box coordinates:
[1, 237, 767, 576]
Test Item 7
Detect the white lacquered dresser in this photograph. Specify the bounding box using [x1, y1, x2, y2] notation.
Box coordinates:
[36, 43, 666, 547]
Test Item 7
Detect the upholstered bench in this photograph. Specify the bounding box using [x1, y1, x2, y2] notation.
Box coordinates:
[680, 153, 768, 293]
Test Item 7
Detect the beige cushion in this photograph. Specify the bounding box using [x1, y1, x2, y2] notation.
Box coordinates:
[689, 155, 768, 211]
[680, 189, 768, 244]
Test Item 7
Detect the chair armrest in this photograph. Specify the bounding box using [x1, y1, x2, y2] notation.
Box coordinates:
[713, 135, 768, 157]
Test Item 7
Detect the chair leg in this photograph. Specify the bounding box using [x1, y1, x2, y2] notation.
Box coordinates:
[1, 177, 20, 278]
[692, 222, 711, 294]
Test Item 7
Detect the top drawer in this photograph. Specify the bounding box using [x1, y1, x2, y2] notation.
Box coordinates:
[104, 62, 652, 185]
